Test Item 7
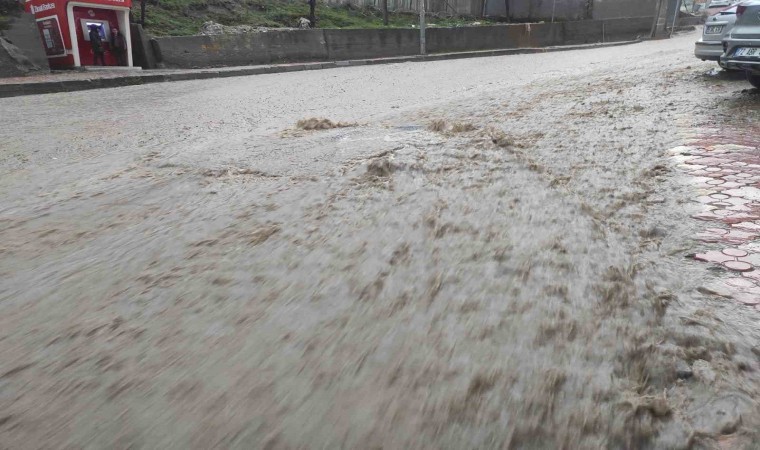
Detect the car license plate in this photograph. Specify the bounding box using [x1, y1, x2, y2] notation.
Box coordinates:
[735, 47, 760, 57]
[705, 25, 724, 34]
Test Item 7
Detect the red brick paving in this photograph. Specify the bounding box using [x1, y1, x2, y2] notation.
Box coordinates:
[675, 128, 760, 306]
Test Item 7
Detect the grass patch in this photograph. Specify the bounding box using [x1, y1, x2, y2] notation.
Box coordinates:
[132, 0, 494, 36]
[0, 0, 22, 32]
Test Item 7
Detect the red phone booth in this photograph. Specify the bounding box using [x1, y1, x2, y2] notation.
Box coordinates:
[25, 0, 133, 69]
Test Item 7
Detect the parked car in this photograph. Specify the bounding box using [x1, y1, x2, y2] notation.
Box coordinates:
[722, 0, 760, 87]
[695, 5, 739, 67]
[705, 0, 742, 15]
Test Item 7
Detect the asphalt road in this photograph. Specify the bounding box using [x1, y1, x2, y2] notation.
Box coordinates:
[2, 30, 760, 449]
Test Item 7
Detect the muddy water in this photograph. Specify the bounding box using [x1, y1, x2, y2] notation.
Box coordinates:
[1, 34, 760, 449]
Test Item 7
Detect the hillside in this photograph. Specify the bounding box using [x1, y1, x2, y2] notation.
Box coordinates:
[132, 0, 491, 36]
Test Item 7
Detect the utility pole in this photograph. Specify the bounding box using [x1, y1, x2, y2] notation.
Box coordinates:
[383, 0, 389, 26]
[651, 0, 664, 38]
[670, 0, 682, 38]
[308, 0, 316, 28]
[419, 0, 426, 55]
[504, 0, 510, 22]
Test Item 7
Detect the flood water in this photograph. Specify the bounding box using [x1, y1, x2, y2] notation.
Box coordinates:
[1, 33, 760, 448]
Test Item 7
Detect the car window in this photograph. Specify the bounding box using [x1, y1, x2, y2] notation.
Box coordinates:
[719, 6, 738, 13]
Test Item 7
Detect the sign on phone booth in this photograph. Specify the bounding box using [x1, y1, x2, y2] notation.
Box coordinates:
[36, 15, 66, 57]
[25, 0, 133, 69]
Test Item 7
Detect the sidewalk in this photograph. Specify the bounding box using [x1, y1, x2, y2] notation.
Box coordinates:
[0, 39, 640, 98]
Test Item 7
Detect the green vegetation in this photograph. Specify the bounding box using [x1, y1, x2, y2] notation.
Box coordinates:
[0, 0, 22, 31]
[132, 0, 492, 36]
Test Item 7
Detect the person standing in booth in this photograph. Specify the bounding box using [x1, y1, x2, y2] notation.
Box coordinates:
[111, 28, 127, 66]
[89, 24, 106, 66]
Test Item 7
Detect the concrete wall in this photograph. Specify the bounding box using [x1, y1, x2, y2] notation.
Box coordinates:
[0, 38, 26, 77]
[324, 28, 419, 59]
[157, 29, 328, 68]
[426, 22, 566, 52]
[485, 0, 590, 21]
[328, 0, 658, 19]
[0, 12, 49, 73]
[592, 0, 658, 19]
[154, 18, 652, 69]
[597, 17, 653, 41]
[131, 24, 159, 69]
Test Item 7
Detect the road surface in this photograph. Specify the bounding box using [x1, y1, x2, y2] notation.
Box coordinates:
[2, 30, 760, 449]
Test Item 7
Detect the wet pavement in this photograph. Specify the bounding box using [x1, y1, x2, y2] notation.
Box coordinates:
[0, 41, 634, 99]
[2, 31, 760, 449]
[675, 122, 760, 307]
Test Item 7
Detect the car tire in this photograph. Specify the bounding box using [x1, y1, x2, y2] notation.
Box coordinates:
[748, 72, 760, 89]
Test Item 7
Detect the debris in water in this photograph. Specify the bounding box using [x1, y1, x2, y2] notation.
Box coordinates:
[296, 118, 356, 130]
[428, 119, 447, 132]
[365, 158, 397, 178]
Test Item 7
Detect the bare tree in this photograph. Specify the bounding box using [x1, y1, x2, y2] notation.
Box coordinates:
[504, 0, 510, 22]
[140, 0, 146, 27]
[383, 0, 389, 26]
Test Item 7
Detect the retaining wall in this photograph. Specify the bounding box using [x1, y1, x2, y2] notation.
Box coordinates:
[329, 0, 656, 20]
[592, 0, 658, 19]
[154, 17, 653, 69]
[485, 0, 590, 21]
[1, 12, 49, 73]
[325, 0, 480, 16]
[156, 29, 328, 67]
[324, 28, 419, 60]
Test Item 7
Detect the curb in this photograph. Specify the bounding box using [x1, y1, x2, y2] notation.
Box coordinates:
[0, 39, 641, 99]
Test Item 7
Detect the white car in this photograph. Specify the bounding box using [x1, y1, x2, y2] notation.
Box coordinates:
[705, 0, 742, 14]
[695, 5, 739, 67]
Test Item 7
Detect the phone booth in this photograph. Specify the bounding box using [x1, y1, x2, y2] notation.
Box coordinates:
[25, 0, 133, 69]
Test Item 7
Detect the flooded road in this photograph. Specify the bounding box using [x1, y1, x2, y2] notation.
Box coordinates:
[1, 31, 760, 448]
